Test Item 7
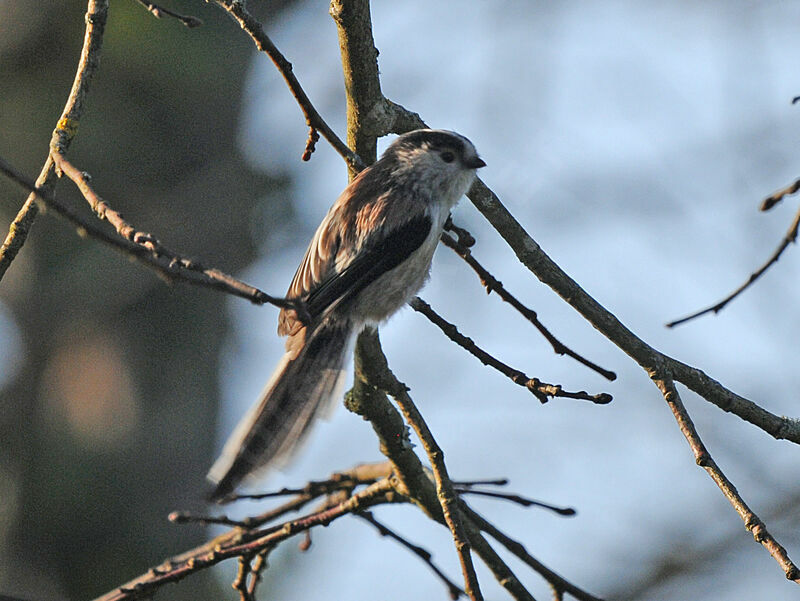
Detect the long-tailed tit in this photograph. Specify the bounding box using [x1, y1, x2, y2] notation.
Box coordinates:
[207, 129, 485, 502]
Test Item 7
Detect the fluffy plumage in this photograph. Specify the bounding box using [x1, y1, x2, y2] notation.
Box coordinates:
[207, 129, 484, 502]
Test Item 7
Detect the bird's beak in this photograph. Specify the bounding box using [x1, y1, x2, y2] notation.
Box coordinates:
[465, 156, 486, 169]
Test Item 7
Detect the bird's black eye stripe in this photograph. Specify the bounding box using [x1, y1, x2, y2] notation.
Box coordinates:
[440, 150, 455, 163]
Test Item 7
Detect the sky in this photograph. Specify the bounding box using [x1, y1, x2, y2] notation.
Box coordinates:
[215, 2, 800, 599]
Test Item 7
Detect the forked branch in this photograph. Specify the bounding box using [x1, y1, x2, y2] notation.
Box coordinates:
[0, 0, 107, 282]
[0, 156, 304, 315]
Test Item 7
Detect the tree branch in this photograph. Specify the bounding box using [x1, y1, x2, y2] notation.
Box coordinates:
[361, 331, 485, 600]
[211, 0, 364, 170]
[93, 469, 398, 601]
[652, 376, 800, 582]
[329, 0, 383, 176]
[410, 296, 612, 405]
[0, 156, 303, 314]
[347, 329, 538, 601]
[0, 0, 107, 283]
[22, 0, 795, 597]
[666, 203, 800, 327]
[463, 505, 604, 601]
[357, 511, 466, 600]
[329, 1, 487, 597]
[760, 176, 800, 211]
[440, 227, 616, 381]
[133, 0, 203, 27]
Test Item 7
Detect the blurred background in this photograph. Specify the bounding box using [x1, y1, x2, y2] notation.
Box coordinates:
[2, 1, 800, 600]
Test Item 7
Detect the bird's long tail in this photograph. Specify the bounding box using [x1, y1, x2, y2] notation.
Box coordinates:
[207, 320, 352, 502]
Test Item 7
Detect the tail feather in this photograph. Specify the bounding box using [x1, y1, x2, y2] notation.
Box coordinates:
[207, 320, 352, 502]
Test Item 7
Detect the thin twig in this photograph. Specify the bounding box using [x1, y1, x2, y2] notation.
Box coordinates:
[233, 555, 255, 601]
[455, 488, 576, 516]
[761, 177, 800, 211]
[375, 350, 484, 600]
[0, 0, 107, 283]
[459, 521, 537, 601]
[453, 478, 509, 487]
[0, 155, 303, 315]
[211, 0, 364, 170]
[93, 478, 396, 601]
[410, 296, 612, 405]
[463, 505, 605, 601]
[223, 479, 396, 556]
[235, 490, 323, 531]
[225, 461, 391, 503]
[301, 127, 320, 161]
[134, 0, 203, 27]
[357, 511, 466, 600]
[247, 551, 269, 597]
[219, 462, 396, 533]
[441, 229, 616, 381]
[667, 204, 800, 327]
[229, 486, 333, 501]
[168, 511, 248, 529]
[653, 376, 800, 583]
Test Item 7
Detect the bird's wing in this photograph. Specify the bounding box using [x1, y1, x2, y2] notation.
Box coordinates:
[304, 213, 432, 318]
[279, 208, 432, 335]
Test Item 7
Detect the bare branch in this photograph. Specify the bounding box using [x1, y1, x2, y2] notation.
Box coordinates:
[247, 552, 269, 598]
[133, 0, 203, 27]
[222, 461, 390, 503]
[652, 376, 800, 583]
[168, 511, 247, 529]
[410, 297, 612, 405]
[330, 0, 384, 175]
[348, 332, 596, 601]
[463, 506, 605, 601]
[454, 487, 576, 516]
[26, 1, 795, 597]
[0, 0, 107, 282]
[211, 0, 364, 170]
[93, 477, 397, 601]
[301, 127, 321, 161]
[353, 329, 485, 601]
[460, 522, 538, 601]
[357, 511, 466, 600]
[761, 177, 800, 211]
[233, 555, 256, 601]
[667, 204, 800, 328]
[349, 332, 538, 601]
[440, 227, 616, 381]
[453, 478, 509, 487]
[0, 156, 303, 314]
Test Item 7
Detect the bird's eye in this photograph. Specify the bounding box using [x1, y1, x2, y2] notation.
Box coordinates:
[440, 150, 455, 163]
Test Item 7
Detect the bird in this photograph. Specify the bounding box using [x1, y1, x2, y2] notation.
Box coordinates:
[207, 128, 485, 502]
